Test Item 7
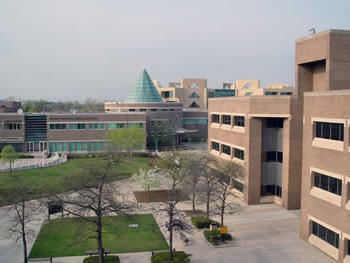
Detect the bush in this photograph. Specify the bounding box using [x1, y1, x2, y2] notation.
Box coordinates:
[151, 251, 190, 263]
[203, 229, 233, 245]
[83, 256, 120, 263]
[191, 216, 219, 229]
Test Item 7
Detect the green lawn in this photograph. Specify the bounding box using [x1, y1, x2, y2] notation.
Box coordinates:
[0, 157, 150, 206]
[29, 214, 168, 258]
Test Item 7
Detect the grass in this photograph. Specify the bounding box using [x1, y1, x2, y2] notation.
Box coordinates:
[29, 214, 168, 258]
[0, 157, 150, 206]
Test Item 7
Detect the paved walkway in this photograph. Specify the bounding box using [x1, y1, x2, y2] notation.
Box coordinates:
[0, 177, 332, 263]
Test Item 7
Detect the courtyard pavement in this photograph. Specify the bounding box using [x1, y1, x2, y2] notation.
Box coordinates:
[0, 176, 333, 263]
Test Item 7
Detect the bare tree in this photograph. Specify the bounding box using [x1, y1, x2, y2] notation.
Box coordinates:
[53, 157, 134, 263]
[158, 151, 188, 259]
[7, 185, 40, 263]
[212, 160, 244, 226]
[183, 153, 208, 214]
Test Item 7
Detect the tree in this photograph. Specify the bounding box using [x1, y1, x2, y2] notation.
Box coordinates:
[132, 168, 160, 200]
[53, 157, 134, 263]
[212, 160, 244, 226]
[6, 185, 40, 263]
[183, 153, 207, 214]
[1, 145, 19, 172]
[158, 151, 188, 259]
[107, 127, 146, 159]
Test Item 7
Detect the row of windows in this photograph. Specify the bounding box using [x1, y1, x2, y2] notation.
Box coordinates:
[311, 221, 339, 248]
[2, 123, 22, 130]
[211, 141, 245, 160]
[49, 122, 144, 130]
[313, 172, 342, 196]
[128, 108, 178, 112]
[211, 114, 245, 127]
[182, 118, 208, 125]
[49, 141, 107, 152]
[315, 122, 344, 141]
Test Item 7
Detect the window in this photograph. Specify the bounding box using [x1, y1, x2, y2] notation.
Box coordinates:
[280, 92, 292, 95]
[211, 141, 220, 151]
[189, 101, 200, 108]
[233, 148, 244, 160]
[314, 172, 342, 196]
[265, 91, 278, 96]
[128, 109, 136, 112]
[315, 122, 344, 141]
[311, 221, 339, 248]
[264, 151, 283, 163]
[234, 116, 245, 127]
[183, 118, 208, 125]
[222, 144, 231, 155]
[189, 92, 200, 98]
[150, 109, 158, 112]
[347, 239, 350, 255]
[221, 115, 231, 125]
[261, 185, 282, 197]
[211, 114, 220, 124]
[266, 118, 283, 128]
[139, 108, 147, 112]
[49, 123, 66, 130]
[232, 179, 244, 193]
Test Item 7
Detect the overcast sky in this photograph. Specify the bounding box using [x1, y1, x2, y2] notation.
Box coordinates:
[1, 0, 350, 101]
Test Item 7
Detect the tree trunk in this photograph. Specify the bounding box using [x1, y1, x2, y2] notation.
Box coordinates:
[169, 204, 174, 259]
[21, 202, 28, 263]
[206, 191, 210, 218]
[10, 161, 12, 173]
[96, 216, 104, 263]
[192, 184, 196, 214]
[220, 208, 224, 227]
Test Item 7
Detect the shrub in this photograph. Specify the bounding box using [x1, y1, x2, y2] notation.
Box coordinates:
[151, 251, 190, 263]
[203, 229, 233, 245]
[83, 255, 120, 263]
[191, 216, 219, 229]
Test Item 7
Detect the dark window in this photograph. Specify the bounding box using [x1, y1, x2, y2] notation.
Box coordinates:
[129, 109, 136, 112]
[234, 116, 245, 127]
[315, 122, 344, 141]
[314, 172, 342, 196]
[233, 148, 244, 160]
[221, 115, 231, 125]
[222, 144, 231, 155]
[264, 151, 283, 163]
[347, 239, 350, 255]
[311, 221, 339, 248]
[211, 141, 220, 151]
[232, 179, 244, 193]
[261, 185, 282, 197]
[212, 114, 220, 124]
[266, 118, 284, 128]
[280, 92, 292, 95]
[151, 109, 158, 112]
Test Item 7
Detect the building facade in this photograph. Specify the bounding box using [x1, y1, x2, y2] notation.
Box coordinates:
[0, 112, 146, 154]
[208, 95, 302, 209]
[298, 30, 350, 262]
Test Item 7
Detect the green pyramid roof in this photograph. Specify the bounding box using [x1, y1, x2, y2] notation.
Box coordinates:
[124, 69, 163, 103]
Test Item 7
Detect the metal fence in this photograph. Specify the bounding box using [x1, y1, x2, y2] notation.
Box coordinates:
[0, 153, 67, 172]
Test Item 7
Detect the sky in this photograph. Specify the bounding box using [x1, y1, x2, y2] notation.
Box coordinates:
[1, 0, 350, 102]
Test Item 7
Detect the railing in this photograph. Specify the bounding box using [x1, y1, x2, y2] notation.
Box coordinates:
[0, 153, 67, 172]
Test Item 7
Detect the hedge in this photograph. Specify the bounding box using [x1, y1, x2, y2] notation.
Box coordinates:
[83, 255, 120, 263]
[151, 251, 190, 263]
[191, 216, 219, 229]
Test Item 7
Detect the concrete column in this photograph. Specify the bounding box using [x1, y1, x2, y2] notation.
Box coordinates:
[246, 117, 262, 204]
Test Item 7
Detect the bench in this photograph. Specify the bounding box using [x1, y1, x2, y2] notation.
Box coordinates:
[28, 258, 52, 263]
[85, 248, 110, 256]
